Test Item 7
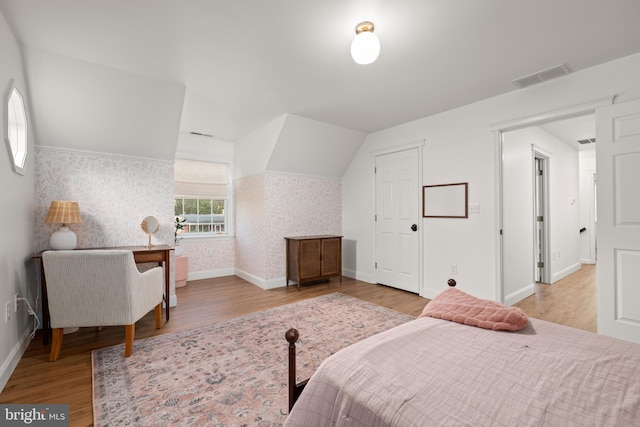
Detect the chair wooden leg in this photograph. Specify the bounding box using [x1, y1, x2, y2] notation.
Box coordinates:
[49, 328, 64, 362]
[124, 324, 135, 357]
[155, 303, 162, 329]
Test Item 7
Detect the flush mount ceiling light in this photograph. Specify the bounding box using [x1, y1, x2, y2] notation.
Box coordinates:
[351, 21, 380, 65]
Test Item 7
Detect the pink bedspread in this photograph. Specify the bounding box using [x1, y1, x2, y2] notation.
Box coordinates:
[285, 317, 640, 426]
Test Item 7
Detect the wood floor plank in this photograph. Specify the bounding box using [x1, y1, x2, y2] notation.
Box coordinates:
[0, 266, 596, 426]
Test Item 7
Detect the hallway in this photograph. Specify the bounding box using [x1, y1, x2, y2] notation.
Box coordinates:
[514, 264, 596, 332]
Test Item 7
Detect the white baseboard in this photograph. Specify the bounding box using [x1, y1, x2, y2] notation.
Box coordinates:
[342, 268, 357, 279]
[233, 269, 284, 290]
[342, 268, 374, 284]
[0, 328, 32, 393]
[420, 287, 440, 300]
[187, 268, 375, 289]
[263, 277, 287, 289]
[505, 283, 535, 306]
[188, 268, 235, 281]
[551, 262, 581, 284]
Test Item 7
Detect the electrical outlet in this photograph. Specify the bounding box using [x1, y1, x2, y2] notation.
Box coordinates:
[450, 264, 458, 275]
[5, 301, 10, 323]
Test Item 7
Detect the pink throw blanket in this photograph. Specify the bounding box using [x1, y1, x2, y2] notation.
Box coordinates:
[419, 287, 529, 331]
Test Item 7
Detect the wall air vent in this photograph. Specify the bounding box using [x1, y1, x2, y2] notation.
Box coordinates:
[577, 138, 596, 144]
[511, 64, 571, 88]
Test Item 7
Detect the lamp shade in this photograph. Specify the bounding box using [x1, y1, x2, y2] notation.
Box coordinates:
[45, 201, 82, 225]
[351, 23, 380, 65]
[45, 201, 82, 250]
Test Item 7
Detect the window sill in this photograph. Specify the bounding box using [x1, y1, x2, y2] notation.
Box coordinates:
[177, 233, 234, 243]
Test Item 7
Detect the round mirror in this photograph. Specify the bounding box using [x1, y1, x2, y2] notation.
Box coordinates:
[141, 216, 159, 247]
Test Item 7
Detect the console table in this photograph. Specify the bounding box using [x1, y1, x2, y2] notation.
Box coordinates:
[33, 245, 174, 345]
[285, 235, 342, 290]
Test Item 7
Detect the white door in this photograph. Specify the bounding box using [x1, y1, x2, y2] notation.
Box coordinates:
[596, 98, 640, 343]
[375, 148, 420, 293]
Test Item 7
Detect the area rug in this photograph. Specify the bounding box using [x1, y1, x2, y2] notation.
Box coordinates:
[92, 293, 416, 426]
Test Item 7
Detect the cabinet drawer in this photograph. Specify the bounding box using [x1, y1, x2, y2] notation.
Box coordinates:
[133, 252, 166, 263]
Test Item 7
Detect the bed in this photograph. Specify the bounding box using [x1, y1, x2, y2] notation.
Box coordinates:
[284, 286, 640, 426]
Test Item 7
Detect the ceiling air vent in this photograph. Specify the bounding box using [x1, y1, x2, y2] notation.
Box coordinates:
[189, 131, 213, 138]
[511, 64, 571, 88]
[577, 138, 596, 144]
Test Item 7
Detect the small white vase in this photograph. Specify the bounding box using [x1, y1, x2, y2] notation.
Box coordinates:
[175, 245, 184, 257]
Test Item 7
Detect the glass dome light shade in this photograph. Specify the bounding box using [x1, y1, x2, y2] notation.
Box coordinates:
[351, 31, 380, 65]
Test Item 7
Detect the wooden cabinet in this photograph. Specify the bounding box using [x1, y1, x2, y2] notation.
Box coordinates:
[285, 235, 342, 290]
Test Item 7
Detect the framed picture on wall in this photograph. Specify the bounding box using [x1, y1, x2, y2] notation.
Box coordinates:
[423, 182, 468, 218]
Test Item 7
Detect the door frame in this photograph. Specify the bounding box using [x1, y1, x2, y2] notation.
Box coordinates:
[533, 146, 551, 284]
[491, 97, 614, 303]
[370, 140, 425, 296]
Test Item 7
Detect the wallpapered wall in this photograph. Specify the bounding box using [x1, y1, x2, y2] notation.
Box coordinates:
[234, 174, 266, 280]
[35, 147, 341, 290]
[35, 146, 236, 285]
[34, 147, 179, 300]
[235, 172, 342, 284]
[35, 147, 175, 252]
[178, 237, 235, 277]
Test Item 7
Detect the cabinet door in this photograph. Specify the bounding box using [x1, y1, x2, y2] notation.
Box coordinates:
[320, 238, 341, 276]
[299, 240, 321, 279]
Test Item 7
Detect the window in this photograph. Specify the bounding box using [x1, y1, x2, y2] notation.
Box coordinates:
[5, 80, 27, 175]
[174, 198, 226, 234]
[174, 159, 229, 236]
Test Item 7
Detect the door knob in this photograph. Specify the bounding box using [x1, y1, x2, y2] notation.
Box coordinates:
[411, 224, 418, 232]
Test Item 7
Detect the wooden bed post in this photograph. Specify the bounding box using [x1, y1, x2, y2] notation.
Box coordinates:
[285, 328, 299, 412]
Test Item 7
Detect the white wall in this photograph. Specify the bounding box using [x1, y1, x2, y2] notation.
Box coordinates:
[266, 114, 366, 179]
[235, 115, 285, 179]
[502, 129, 537, 300]
[342, 52, 640, 302]
[0, 10, 36, 391]
[22, 48, 185, 161]
[343, 108, 499, 300]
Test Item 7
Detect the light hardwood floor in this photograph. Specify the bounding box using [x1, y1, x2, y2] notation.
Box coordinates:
[0, 264, 596, 426]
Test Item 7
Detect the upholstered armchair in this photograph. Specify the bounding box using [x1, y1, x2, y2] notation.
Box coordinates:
[42, 249, 164, 361]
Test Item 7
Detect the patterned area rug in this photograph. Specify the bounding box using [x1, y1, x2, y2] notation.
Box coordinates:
[92, 293, 416, 426]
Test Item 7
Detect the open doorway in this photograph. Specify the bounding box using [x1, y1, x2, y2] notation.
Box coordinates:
[499, 113, 596, 305]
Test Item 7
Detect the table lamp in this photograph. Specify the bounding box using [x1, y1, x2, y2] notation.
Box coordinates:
[45, 201, 82, 250]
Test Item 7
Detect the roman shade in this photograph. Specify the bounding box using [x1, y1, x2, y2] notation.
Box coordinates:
[174, 159, 229, 199]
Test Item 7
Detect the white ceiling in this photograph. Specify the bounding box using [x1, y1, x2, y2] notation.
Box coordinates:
[540, 115, 596, 152]
[1, 0, 640, 142]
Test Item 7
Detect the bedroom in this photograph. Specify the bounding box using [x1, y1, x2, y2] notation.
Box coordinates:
[1, 0, 640, 423]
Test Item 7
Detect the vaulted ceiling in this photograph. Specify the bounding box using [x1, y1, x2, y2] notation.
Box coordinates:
[2, 0, 640, 144]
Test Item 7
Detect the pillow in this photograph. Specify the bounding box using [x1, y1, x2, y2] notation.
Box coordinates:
[419, 287, 529, 331]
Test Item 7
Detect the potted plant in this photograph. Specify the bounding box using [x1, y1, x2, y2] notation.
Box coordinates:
[174, 216, 186, 256]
